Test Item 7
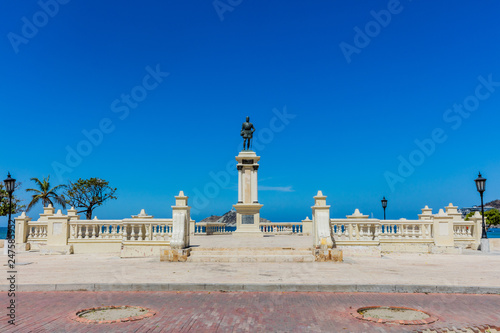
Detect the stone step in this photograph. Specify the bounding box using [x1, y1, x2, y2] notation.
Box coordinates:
[190, 250, 313, 256]
[187, 254, 315, 263]
[188, 247, 315, 262]
[190, 248, 313, 256]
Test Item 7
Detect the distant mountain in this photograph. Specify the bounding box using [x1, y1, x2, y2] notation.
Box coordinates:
[486, 200, 500, 210]
[200, 209, 270, 226]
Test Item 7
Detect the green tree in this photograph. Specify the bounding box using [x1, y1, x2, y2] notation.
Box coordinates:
[465, 208, 500, 226]
[0, 183, 25, 216]
[65, 178, 117, 219]
[26, 176, 67, 211]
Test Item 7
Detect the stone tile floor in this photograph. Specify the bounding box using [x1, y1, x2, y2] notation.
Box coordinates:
[4, 250, 499, 287]
[0, 291, 498, 332]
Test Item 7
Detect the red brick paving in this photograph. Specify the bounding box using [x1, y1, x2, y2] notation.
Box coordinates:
[0, 292, 499, 332]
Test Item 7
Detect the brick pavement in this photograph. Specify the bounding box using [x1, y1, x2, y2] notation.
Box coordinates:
[0, 292, 499, 332]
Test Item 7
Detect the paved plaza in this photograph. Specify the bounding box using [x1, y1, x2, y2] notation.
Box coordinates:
[2, 235, 500, 331]
[0, 291, 499, 332]
[2, 236, 500, 292]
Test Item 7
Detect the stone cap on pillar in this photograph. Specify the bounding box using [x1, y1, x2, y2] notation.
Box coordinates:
[132, 209, 154, 219]
[418, 205, 433, 220]
[175, 191, 188, 207]
[67, 207, 80, 220]
[313, 191, 329, 207]
[433, 208, 450, 220]
[48, 209, 69, 221]
[15, 211, 32, 222]
[445, 203, 463, 221]
[347, 209, 369, 219]
[43, 204, 55, 216]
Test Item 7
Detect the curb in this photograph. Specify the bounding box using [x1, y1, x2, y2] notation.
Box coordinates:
[1, 283, 499, 294]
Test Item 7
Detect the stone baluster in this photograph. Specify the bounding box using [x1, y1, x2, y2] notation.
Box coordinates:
[130, 225, 136, 240]
[138, 225, 143, 241]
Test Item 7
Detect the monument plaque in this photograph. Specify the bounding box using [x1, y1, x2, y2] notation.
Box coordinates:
[242, 215, 254, 225]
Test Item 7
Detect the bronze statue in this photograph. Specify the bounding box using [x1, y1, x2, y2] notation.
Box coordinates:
[241, 116, 255, 150]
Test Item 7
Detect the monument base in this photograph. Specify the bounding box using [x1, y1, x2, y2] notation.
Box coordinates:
[232, 229, 264, 237]
[233, 203, 263, 237]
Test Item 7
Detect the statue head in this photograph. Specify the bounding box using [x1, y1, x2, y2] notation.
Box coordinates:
[246, 116, 250, 122]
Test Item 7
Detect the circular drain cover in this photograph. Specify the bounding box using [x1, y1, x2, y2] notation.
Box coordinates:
[71, 306, 155, 324]
[352, 306, 438, 325]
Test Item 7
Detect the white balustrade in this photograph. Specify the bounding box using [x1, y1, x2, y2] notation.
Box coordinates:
[27, 223, 47, 241]
[121, 219, 173, 242]
[69, 220, 123, 240]
[330, 219, 433, 245]
[260, 222, 303, 234]
[453, 222, 475, 240]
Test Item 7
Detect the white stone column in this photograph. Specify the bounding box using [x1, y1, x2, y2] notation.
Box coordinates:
[251, 167, 258, 203]
[171, 191, 190, 249]
[312, 191, 332, 248]
[237, 167, 243, 203]
[15, 212, 31, 245]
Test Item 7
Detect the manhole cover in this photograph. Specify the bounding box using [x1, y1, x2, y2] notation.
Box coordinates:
[71, 306, 155, 324]
[352, 306, 438, 325]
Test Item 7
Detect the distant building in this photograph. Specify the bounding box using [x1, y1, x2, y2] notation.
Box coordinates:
[460, 205, 495, 218]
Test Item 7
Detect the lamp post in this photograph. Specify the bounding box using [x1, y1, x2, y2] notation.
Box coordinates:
[4, 173, 16, 240]
[474, 172, 487, 239]
[381, 197, 388, 220]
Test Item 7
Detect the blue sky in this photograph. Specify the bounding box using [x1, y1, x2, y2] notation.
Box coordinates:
[1, 0, 499, 226]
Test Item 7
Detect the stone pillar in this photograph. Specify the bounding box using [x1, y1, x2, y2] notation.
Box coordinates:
[312, 191, 332, 248]
[190, 219, 195, 235]
[432, 209, 454, 247]
[233, 151, 263, 236]
[171, 191, 190, 248]
[47, 210, 70, 246]
[302, 216, 312, 235]
[15, 212, 31, 246]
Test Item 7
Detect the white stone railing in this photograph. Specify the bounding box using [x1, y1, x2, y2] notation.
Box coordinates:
[453, 221, 475, 241]
[26, 222, 48, 242]
[206, 222, 231, 235]
[69, 220, 123, 240]
[121, 219, 173, 242]
[260, 222, 303, 234]
[193, 223, 205, 234]
[194, 222, 232, 235]
[330, 219, 434, 245]
[330, 219, 379, 243]
[378, 219, 433, 242]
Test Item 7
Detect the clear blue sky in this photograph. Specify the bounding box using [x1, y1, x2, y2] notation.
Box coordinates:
[1, 0, 499, 226]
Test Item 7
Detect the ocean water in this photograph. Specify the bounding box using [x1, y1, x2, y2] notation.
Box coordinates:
[0, 227, 6, 239]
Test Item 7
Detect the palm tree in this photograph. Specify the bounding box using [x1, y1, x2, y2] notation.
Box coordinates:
[26, 176, 67, 211]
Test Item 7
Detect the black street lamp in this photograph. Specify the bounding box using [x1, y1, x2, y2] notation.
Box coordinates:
[4, 173, 16, 240]
[381, 197, 388, 220]
[474, 172, 487, 239]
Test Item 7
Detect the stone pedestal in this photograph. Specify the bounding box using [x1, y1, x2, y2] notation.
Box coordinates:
[480, 238, 490, 253]
[233, 150, 263, 237]
[432, 209, 454, 247]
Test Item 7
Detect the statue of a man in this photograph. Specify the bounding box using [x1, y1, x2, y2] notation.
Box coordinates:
[241, 116, 255, 150]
